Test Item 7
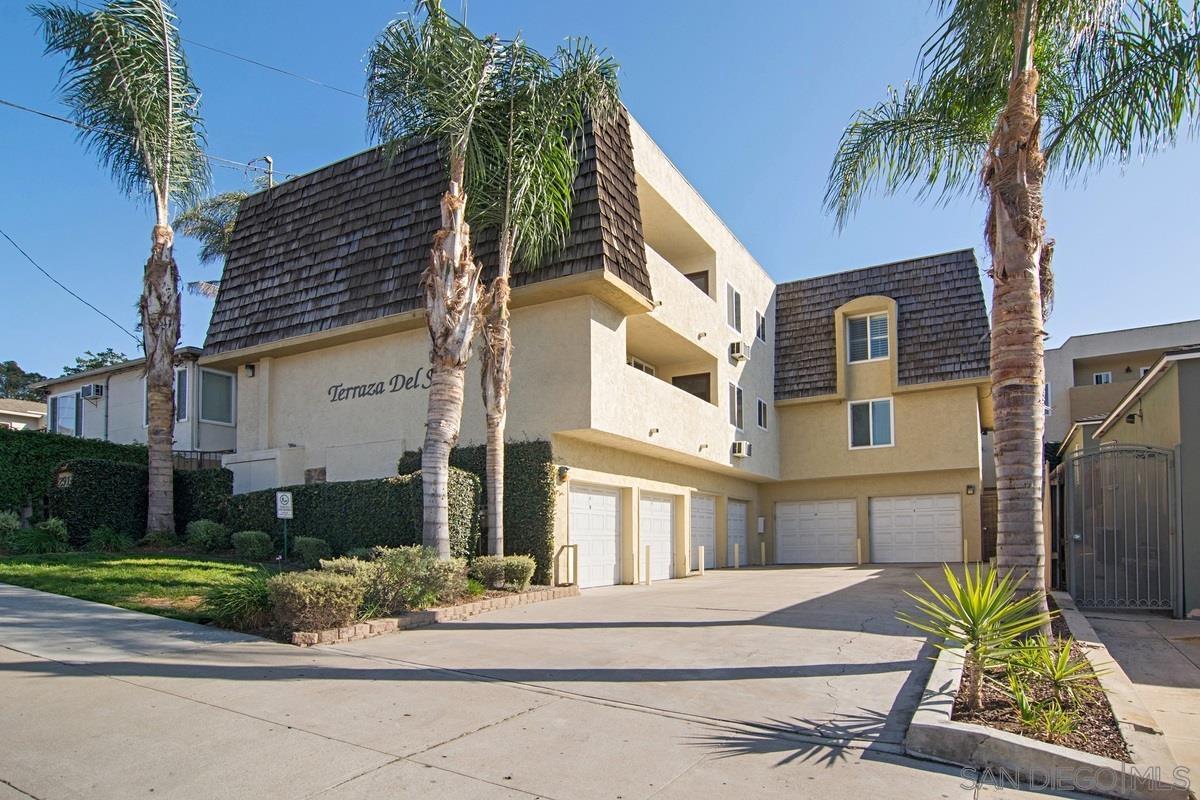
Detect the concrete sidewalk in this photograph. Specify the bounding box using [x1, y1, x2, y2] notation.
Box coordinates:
[0, 572, 1093, 799]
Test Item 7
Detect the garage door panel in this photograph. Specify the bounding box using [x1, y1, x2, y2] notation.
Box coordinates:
[570, 486, 620, 588]
[869, 494, 961, 563]
[690, 494, 716, 570]
[775, 499, 857, 564]
[640, 493, 675, 581]
[727, 500, 748, 566]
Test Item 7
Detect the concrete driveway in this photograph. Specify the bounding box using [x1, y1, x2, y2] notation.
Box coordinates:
[0, 567, 1085, 799]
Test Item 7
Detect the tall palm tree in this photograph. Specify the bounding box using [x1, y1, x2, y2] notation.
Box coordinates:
[471, 39, 619, 557]
[366, 0, 503, 558]
[174, 190, 248, 298]
[33, 0, 209, 540]
[827, 0, 1200, 622]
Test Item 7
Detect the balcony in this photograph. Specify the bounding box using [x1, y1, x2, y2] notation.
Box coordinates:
[1067, 381, 1135, 423]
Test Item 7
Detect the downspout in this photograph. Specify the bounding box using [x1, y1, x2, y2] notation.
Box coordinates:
[103, 372, 112, 440]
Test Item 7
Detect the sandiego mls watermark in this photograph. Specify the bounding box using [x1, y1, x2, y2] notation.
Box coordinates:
[962, 764, 1191, 794]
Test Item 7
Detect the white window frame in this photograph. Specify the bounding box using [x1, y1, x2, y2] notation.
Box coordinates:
[50, 391, 81, 437]
[728, 382, 743, 430]
[199, 368, 237, 426]
[848, 397, 894, 449]
[726, 283, 742, 333]
[1093, 371, 1113, 385]
[755, 310, 766, 342]
[626, 355, 656, 377]
[756, 397, 768, 430]
[847, 312, 889, 363]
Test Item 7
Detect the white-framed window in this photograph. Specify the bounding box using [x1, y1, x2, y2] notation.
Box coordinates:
[848, 397, 893, 448]
[755, 310, 766, 342]
[726, 283, 742, 333]
[728, 382, 743, 429]
[848, 312, 889, 363]
[1093, 371, 1112, 385]
[144, 368, 188, 426]
[1043, 382, 1051, 415]
[756, 397, 768, 430]
[626, 355, 656, 377]
[49, 391, 81, 437]
[1140, 366, 1151, 378]
[199, 368, 236, 425]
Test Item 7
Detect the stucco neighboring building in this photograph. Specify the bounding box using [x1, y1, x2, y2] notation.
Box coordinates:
[1044, 319, 1200, 443]
[33, 347, 237, 454]
[201, 112, 993, 584]
[0, 398, 46, 430]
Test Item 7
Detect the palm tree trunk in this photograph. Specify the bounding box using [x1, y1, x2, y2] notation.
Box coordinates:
[142, 222, 180, 539]
[421, 159, 482, 559]
[480, 247, 512, 557]
[987, 0, 1051, 632]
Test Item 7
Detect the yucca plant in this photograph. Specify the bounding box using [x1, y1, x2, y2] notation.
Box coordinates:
[1009, 634, 1102, 705]
[899, 564, 1051, 709]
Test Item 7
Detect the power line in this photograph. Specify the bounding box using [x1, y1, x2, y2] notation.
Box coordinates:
[0, 226, 143, 348]
[0, 98, 299, 180]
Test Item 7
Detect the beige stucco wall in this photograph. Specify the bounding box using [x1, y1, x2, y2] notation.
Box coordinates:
[1100, 367, 1181, 450]
[0, 411, 43, 430]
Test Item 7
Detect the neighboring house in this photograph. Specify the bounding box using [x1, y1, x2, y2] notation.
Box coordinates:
[201, 112, 993, 584]
[32, 347, 237, 455]
[1044, 319, 1200, 443]
[0, 398, 46, 430]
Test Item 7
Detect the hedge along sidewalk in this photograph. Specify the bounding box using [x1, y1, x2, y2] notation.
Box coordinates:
[290, 585, 580, 647]
[904, 591, 1188, 800]
[0, 428, 146, 516]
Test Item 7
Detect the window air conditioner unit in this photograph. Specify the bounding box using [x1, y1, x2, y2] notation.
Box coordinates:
[81, 384, 104, 400]
[729, 341, 749, 362]
[731, 440, 752, 458]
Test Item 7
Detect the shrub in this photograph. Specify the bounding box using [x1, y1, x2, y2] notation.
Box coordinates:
[141, 530, 178, 548]
[369, 545, 471, 612]
[204, 572, 272, 630]
[0, 428, 145, 515]
[319, 556, 383, 616]
[399, 440, 555, 583]
[225, 468, 481, 558]
[897, 564, 1051, 710]
[267, 571, 364, 631]
[174, 468, 233, 531]
[87, 526, 134, 553]
[0, 511, 20, 551]
[232, 530, 274, 562]
[469, 555, 506, 589]
[293, 536, 331, 568]
[502, 555, 537, 592]
[9, 518, 70, 555]
[1008, 634, 1101, 705]
[186, 520, 230, 552]
[434, 557, 469, 603]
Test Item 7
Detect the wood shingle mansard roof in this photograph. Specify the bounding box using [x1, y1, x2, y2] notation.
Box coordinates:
[204, 112, 649, 356]
[773, 249, 991, 400]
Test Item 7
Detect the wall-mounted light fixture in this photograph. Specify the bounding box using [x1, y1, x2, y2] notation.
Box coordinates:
[557, 466, 570, 483]
[966, 484, 976, 495]
[245, 364, 256, 377]
[648, 427, 660, 437]
[698, 443, 709, 451]
[697, 331, 707, 339]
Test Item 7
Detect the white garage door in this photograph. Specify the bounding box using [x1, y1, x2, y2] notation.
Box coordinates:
[775, 500, 857, 564]
[570, 485, 620, 588]
[870, 494, 962, 563]
[640, 493, 675, 581]
[691, 494, 716, 569]
[727, 500, 749, 566]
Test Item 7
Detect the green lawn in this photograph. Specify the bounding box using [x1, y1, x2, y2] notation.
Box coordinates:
[0, 553, 265, 622]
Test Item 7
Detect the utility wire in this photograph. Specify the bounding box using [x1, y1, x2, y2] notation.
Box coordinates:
[0, 98, 298, 180]
[0, 227, 143, 347]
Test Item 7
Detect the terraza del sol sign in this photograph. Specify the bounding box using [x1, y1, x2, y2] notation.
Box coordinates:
[327, 368, 432, 403]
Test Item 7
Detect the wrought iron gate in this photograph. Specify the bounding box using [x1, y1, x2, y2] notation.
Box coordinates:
[1065, 445, 1178, 612]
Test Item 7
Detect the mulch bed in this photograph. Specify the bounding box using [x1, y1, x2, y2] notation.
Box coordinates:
[951, 608, 1131, 762]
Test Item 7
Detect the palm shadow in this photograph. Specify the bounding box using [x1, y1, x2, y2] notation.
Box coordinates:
[690, 708, 892, 768]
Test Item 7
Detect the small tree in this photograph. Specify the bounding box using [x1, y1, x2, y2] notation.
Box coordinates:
[61, 348, 128, 376]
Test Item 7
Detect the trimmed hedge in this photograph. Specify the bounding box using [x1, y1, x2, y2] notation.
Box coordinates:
[268, 571, 364, 631]
[399, 441, 555, 584]
[232, 530, 274, 561]
[226, 469, 481, 559]
[0, 428, 146, 515]
[46, 459, 234, 545]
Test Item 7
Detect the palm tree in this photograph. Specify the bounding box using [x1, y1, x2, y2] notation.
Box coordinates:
[366, 0, 503, 558]
[174, 190, 248, 298]
[471, 39, 619, 557]
[827, 0, 1200, 624]
[33, 0, 209, 541]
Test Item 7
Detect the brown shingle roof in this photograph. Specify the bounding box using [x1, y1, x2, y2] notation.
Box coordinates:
[204, 112, 649, 355]
[774, 249, 990, 400]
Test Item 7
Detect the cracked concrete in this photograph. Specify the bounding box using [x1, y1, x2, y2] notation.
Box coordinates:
[0, 568, 1092, 799]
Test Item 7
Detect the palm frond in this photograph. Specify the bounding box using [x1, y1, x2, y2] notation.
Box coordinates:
[186, 279, 219, 298]
[173, 191, 247, 264]
[30, 0, 209, 215]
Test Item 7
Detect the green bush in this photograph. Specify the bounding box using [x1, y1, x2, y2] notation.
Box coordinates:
[174, 469, 233, 531]
[226, 468, 481, 558]
[267, 570, 364, 631]
[87, 526, 134, 552]
[232, 530, 274, 561]
[293, 536, 331, 568]
[204, 572, 272, 630]
[0, 428, 146, 515]
[0, 511, 20, 551]
[469, 555, 506, 588]
[368, 545, 469, 612]
[399, 440, 555, 583]
[502, 555, 537, 592]
[318, 556, 382, 616]
[9, 518, 70, 555]
[186, 520, 230, 552]
[434, 557, 469, 603]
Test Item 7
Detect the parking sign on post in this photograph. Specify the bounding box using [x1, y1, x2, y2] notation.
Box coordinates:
[275, 491, 293, 519]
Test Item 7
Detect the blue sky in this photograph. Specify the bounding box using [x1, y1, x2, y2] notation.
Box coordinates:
[2, 0, 1197, 377]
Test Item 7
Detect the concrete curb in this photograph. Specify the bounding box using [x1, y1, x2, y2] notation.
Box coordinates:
[904, 593, 1189, 800]
[290, 585, 580, 647]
